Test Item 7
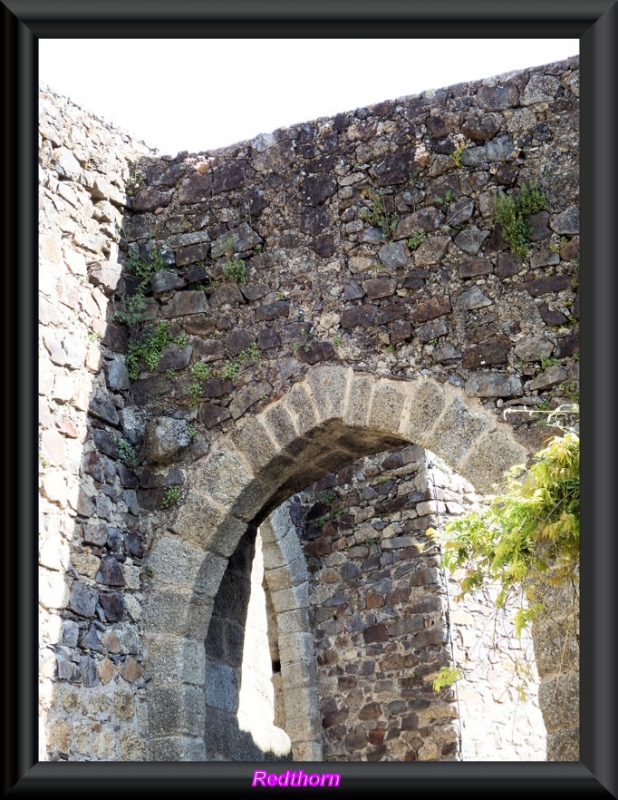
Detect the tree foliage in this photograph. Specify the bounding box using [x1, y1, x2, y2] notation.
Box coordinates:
[430, 410, 579, 635]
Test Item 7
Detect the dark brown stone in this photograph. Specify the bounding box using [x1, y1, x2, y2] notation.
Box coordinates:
[311, 234, 336, 257]
[495, 163, 519, 185]
[156, 344, 192, 372]
[82, 523, 107, 546]
[199, 403, 231, 429]
[394, 207, 444, 238]
[255, 300, 290, 321]
[364, 278, 397, 300]
[523, 274, 572, 296]
[131, 187, 173, 212]
[225, 330, 256, 355]
[203, 378, 233, 398]
[359, 702, 382, 720]
[411, 628, 444, 646]
[96, 555, 125, 586]
[496, 252, 521, 278]
[477, 84, 520, 110]
[539, 302, 568, 326]
[341, 305, 377, 328]
[305, 540, 332, 557]
[297, 341, 337, 365]
[301, 174, 338, 206]
[410, 296, 451, 323]
[374, 149, 416, 186]
[177, 173, 212, 204]
[344, 725, 368, 751]
[461, 115, 500, 142]
[368, 729, 386, 745]
[363, 623, 388, 643]
[101, 322, 128, 353]
[458, 257, 493, 278]
[99, 592, 125, 622]
[125, 531, 144, 558]
[212, 161, 247, 193]
[389, 320, 412, 345]
[377, 302, 409, 324]
[193, 339, 224, 362]
[554, 330, 579, 358]
[401, 712, 419, 730]
[257, 328, 281, 350]
[69, 582, 98, 618]
[462, 336, 510, 368]
[322, 710, 349, 729]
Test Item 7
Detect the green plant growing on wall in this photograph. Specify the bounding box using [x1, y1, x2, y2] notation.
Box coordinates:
[187, 383, 203, 408]
[406, 231, 427, 251]
[112, 434, 137, 470]
[360, 186, 399, 240]
[449, 142, 467, 167]
[223, 258, 247, 284]
[222, 358, 241, 380]
[191, 362, 210, 381]
[161, 486, 182, 509]
[115, 293, 147, 327]
[493, 181, 547, 258]
[125, 322, 185, 381]
[115, 245, 168, 328]
[549, 236, 569, 253]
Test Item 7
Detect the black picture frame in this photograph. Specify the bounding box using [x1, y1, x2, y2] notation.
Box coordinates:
[3, 0, 616, 796]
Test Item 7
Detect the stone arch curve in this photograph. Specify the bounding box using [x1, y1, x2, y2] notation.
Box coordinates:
[142, 365, 531, 760]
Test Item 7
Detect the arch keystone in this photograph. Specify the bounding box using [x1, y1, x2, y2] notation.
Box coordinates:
[344, 372, 375, 428]
[306, 365, 352, 423]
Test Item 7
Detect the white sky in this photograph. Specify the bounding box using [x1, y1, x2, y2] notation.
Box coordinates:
[40, 39, 578, 157]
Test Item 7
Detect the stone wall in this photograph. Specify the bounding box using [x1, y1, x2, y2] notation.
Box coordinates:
[284, 448, 545, 761]
[39, 87, 156, 760]
[38, 53, 579, 762]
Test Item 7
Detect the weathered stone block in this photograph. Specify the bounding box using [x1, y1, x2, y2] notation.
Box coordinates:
[149, 537, 226, 599]
[401, 380, 446, 447]
[142, 588, 214, 639]
[425, 397, 489, 468]
[149, 735, 206, 762]
[460, 430, 528, 493]
[160, 291, 209, 318]
[306, 365, 350, 424]
[229, 379, 272, 420]
[145, 635, 201, 686]
[149, 683, 206, 737]
[465, 374, 522, 397]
